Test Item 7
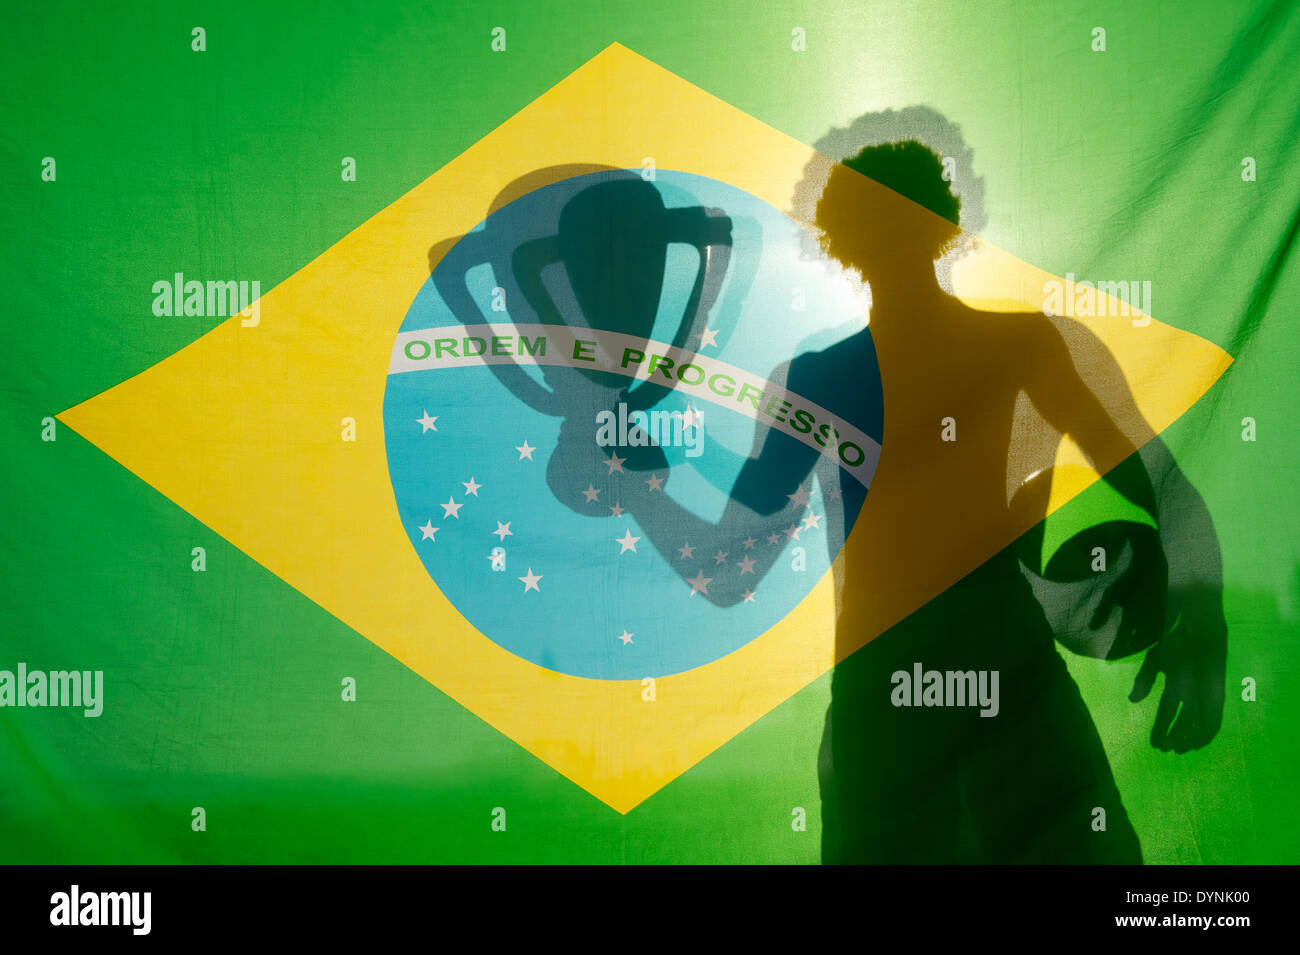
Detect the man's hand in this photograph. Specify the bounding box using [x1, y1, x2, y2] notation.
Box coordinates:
[1128, 583, 1228, 752]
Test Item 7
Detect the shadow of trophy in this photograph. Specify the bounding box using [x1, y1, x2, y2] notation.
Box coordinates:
[430, 168, 737, 508]
[1010, 464, 1163, 660]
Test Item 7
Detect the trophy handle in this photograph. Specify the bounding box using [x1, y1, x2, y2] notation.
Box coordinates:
[706, 212, 761, 351]
[663, 207, 733, 346]
[432, 231, 563, 417]
[510, 234, 567, 328]
[619, 207, 735, 413]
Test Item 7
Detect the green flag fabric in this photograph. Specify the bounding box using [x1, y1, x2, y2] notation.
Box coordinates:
[2, 1, 1297, 865]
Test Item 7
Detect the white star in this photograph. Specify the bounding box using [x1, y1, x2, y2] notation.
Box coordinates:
[827, 487, 842, 502]
[699, 326, 720, 348]
[645, 472, 664, 492]
[616, 529, 641, 554]
[741, 536, 757, 549]
[516, 440, 536, 461]
[605, 451, 626, 474]
[581, 483, 601, 503]
[617, 630, 634, 646]
[418, 521, 439, 541]
[681, 405, 703, 429]
[787, 483, 812, 509]
[687, 569, 713, 596]
[442, 496, 464, 519]
[417, 411, 438, 433]
[737, 555, 756, 574]
[487, 550, 506, 570]
[492, 521, 513, 541]
[801, 511, 822, 531]
[677, 541, 696, 560]
[713, 550, 728, 565]
[741, 588, 756, 603]
[784, 523, 802, 541]
[518, 568, 542, 593]
[767, 531, 781, 545]
[462, 477, 482, 497]
[609, 502, 625, 517]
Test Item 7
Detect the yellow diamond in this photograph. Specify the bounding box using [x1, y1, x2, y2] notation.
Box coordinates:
[57, 44, 1230, 813]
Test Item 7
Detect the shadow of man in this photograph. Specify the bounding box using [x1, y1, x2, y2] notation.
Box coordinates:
[422, 146, 1226, 862]
[813, 141, 1227, 863]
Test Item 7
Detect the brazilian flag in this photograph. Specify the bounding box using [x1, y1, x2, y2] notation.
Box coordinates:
[2, 0, 1296, 868]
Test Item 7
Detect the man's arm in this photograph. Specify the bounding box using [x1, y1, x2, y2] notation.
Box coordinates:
[616, 361, 828, 608]
[1024, 315, 1226, 751]
[1023, 318, 1158, 519]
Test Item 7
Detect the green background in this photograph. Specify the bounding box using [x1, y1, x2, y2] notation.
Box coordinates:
[2, 0, 1296, 863]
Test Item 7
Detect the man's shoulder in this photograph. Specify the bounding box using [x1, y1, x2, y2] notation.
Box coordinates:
[961, 307, 1075, 352]
[786, 327, 883, 442]
[790, 326, 877, 372]
[964, 304, 1054, 329]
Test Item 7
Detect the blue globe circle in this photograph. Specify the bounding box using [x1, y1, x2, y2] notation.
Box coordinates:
[384, 169, 883, 678]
